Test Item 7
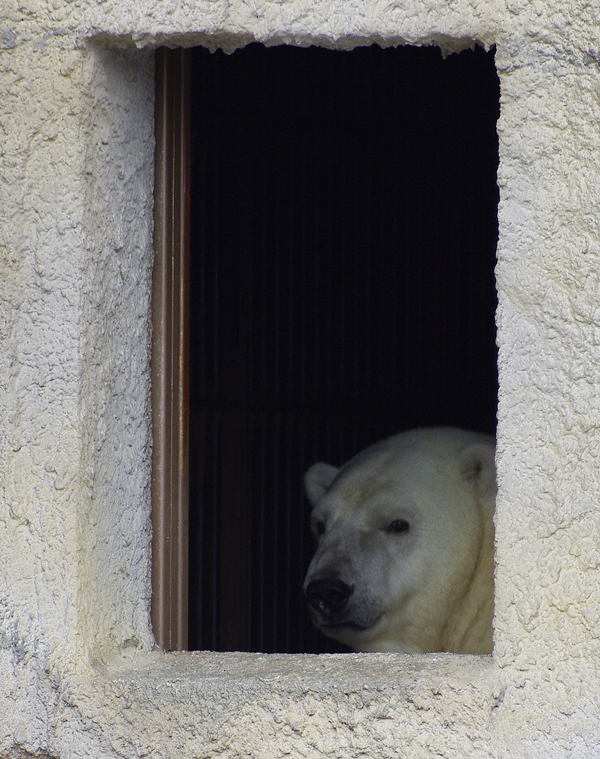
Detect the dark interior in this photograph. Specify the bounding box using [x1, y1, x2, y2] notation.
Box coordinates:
[188, 42, 499, 653]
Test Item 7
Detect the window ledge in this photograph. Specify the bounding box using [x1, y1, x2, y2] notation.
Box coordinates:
[63, 652, 502, 757]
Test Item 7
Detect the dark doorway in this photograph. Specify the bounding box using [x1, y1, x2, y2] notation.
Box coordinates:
[188, 43, 499, 653]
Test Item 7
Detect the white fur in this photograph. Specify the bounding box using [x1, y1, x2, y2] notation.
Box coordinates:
[303, 428, 496, 654]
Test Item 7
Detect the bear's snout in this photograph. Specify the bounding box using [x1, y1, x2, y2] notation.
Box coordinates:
[305, 578, 354, 617]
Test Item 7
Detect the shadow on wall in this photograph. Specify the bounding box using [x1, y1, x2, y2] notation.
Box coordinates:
[187, 42, 500, 654]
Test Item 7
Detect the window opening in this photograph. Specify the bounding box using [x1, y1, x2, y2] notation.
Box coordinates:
[158, 42, 499, 653]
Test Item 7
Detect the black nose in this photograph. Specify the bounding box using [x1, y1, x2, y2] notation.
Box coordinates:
[305, 578, 354, 616]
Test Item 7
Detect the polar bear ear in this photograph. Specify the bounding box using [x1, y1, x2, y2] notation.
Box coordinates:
[304, 463, 340, 506]
[459, 443, 496, 500]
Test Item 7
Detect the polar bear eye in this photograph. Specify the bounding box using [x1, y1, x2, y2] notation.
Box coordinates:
[313, 520, 326, 537]
[385, 519, 410, 534]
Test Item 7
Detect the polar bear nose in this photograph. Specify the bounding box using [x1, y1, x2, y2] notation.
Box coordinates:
[305, 578, 354, 615]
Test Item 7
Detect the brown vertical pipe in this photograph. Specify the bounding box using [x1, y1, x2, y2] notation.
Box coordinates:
[151, 47, 191, 652]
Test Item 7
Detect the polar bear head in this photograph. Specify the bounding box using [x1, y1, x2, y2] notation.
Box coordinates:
[303, 427, 496, 654]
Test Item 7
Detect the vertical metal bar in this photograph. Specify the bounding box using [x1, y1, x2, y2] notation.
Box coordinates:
[151, 47, 191, 652]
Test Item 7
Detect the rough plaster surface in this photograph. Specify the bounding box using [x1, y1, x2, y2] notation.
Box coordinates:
[0, 27, 155, 757]
[58, 653, 502, 758]
[79, 44, 155, 663]
[493, 47, 600, 750]
[2, 0, 600, 756]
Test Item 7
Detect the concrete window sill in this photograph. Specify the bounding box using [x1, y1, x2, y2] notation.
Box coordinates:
[66, 652, 501, 757]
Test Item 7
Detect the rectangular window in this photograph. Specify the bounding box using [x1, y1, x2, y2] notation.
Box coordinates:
[153, 43, 499, 654]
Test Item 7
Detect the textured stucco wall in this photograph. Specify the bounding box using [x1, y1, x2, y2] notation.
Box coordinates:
[59, 653, 502, 758]
[0, 25, 156, 754]
[2, 0, 600, 756]
[493, 45, 600, 751]
[79, 44, 155, 663]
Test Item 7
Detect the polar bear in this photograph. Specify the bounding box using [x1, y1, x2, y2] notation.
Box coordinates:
[303, 427, 495, 654]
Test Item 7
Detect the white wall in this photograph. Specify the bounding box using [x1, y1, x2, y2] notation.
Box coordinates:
[494, 42, 600, 746]
[2, 0, 600, 756]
